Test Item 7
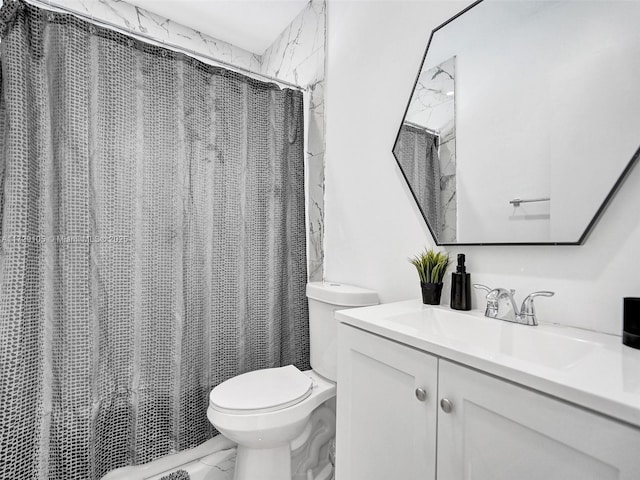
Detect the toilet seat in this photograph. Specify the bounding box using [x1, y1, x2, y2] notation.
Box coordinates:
[209, 365, 313, 415]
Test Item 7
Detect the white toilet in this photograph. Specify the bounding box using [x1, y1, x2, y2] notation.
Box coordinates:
[207, 281, 378, 480]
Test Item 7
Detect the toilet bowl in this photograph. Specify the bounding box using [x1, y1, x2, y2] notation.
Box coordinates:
[207, 282, 378, 480]
[207, 367, 335, 480]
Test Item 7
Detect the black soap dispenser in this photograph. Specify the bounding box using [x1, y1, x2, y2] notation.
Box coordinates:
[451, 254, 471, 311]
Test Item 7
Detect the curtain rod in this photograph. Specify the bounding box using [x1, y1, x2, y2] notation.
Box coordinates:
[22, 0, 306, 92]
[404, 121, 440, 136]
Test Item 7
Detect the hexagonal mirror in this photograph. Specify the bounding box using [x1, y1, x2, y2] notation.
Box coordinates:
[392, 0, 640, 245]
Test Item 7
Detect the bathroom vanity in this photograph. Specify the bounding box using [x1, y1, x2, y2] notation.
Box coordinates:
[335, 301, 640, 480]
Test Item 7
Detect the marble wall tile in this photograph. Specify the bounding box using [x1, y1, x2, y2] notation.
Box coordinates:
[434, 60, 457, 243]
[305, 82, 326, 281]
[261, 0, 325, 84]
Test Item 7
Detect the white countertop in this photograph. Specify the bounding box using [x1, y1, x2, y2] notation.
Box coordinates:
[336, 300, 640, 428]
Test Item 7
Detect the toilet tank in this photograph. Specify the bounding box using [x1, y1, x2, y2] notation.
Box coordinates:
[306, 282, 378, 381]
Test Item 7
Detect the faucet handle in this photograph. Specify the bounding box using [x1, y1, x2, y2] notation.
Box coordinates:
[473, 284, 492, 294]
[473, 284, 499, 317]
[520, 291, 555, 325]
[473, 284, 516, 297]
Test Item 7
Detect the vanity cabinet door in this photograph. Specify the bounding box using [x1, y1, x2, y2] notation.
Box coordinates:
[437, 359, 640, 480]
[336, 324, 438, 480]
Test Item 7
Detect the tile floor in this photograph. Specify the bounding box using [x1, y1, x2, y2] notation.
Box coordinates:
[149, 448, 236, 480]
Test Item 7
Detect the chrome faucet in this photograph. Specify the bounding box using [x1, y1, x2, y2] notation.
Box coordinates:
[473, 284, 554, 326]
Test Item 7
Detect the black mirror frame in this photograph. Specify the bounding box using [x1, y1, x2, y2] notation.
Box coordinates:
[392, 0, 640, 246]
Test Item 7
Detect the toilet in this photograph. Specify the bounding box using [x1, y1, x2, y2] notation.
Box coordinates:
[207, 282, 378, 480]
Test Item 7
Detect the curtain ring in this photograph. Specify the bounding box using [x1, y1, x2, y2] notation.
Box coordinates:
[46, 0, 54, 20]
[125, 25, 135, 48]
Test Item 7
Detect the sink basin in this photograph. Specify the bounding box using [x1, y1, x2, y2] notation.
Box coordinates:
[336, 300, 640, 429]
[386, 307, 601, 370]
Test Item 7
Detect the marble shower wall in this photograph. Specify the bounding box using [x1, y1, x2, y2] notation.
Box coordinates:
[38, 0, 326, 281]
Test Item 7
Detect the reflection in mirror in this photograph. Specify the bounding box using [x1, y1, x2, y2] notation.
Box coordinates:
[394, 57, 457, 242]
[393, 0, 640, 245]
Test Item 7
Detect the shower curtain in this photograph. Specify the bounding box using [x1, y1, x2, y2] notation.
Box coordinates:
[0, 2, 309, 479]
[395, 124, 442, 240]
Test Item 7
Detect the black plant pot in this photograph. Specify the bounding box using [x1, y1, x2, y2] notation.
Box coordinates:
[421, 282, 443, 305]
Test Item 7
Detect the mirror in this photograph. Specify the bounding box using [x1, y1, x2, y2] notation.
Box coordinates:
[393, 0, 640, 245]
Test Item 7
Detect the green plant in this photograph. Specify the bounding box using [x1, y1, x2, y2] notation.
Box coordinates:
[410, 248, 450, 284]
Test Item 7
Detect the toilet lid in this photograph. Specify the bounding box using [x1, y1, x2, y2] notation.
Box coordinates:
[209, 365, 313, 415]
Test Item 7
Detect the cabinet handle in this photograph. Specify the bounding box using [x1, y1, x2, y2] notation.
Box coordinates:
[415, 388, 427, 401]
[440, 398, 453, 413]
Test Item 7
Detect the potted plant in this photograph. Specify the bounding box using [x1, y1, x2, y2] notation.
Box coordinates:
[410, 248, 450, 305]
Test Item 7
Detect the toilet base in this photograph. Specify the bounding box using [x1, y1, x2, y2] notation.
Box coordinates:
[234, 444, 291, 480]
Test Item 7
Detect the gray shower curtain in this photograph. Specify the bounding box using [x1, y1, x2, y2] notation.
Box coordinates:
[0, 2, 309, 479]
[394, 124, 442, 240]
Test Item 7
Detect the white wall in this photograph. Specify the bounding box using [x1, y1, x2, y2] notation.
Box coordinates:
[325, 0, 640, 336]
